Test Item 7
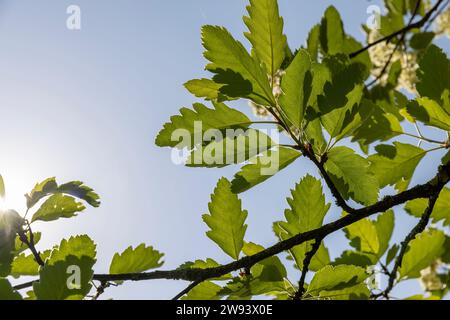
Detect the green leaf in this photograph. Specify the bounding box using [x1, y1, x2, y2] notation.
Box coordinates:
[0, 175, 5, 198]
[202, 25, 275, 106]
[26, 178, 100, 210]
[306, 25, 320, 62]
[351, 99, 403, 147]
[26, 177, 58, 209]
[306, 265, 369, 297]
[374, 210, 395, 259]
[178, 258, 231, 281]
[57, 181, 100, 208]
[155, 102, 251, 149]
[274, 175, 331, 271]
[407, 97, 450, 131]
[11, 251, 51, 277]
[109, 244, 164, 275]
[279, 49, 312, 128]
[386, 244, 399, 266]
[203, 178, 248, 260]
[416, 45, 450, 104]
[399, 229, 445, 279]
[182, 281, 222, 300]
[319, 6, 371, 76]
[31, 194, 86, 223]
[0, 279, 22, 300]
[243, 0, 287, 78]
[0, 210, 24, 277]
[184, 79, 236, 102]
[242, 242, 287, 282]
[369, 142, 426, 192]
[231, 146, 301, 193]
[410, 32, 435, 50]
[344, 215, 380, 260]
[325, 147, 379, 205]
[343, 210, 394, 264]
[333, 251, 374, 268]
[405, 188, 450, 226]
[315, 56, 366, 138]
[186, 129, 273, 168]
[33, 235, 97, 300]
[314, 283, 370, 300]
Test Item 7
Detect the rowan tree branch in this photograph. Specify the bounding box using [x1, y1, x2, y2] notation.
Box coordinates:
[14, 161, 450, 292]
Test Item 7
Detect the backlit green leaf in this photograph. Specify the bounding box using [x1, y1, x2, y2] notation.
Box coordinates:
[203, 178, 248, 260]
[109, 244, 164, 274]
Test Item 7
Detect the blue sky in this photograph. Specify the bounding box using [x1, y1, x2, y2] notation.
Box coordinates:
[0, 0, 448, 299]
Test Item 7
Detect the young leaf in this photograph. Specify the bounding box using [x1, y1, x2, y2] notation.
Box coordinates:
[33, 235, 97, 300]
[306, 265, 369, 297]
[416, 45, 450, 104]
[178, 258, 232, 281]
[399, 229, 445, 280]
[0, 279, 22, 300]
[344, 215, 380, 260]
[368, 142, 426, 192]
[279, 49, 312, 128]
[374, 210, 395, 259]
[274, 175, 331, 271]
[156, 102, 251, 149]
[109, 244, 164, 274]
[26, 178, 100, 210]
[202, 178, 248, 260]
[186, 129, 273, 168]
[202, 25, 275, 106]
[386, 244, 399, 266]
[11, 251, 51, 277]
[407, 97, 450, 131]
[231, 146, 301, 193]
[405, 188, 450, 226]
[243, 0, 287, 78]
[325, 147, 379, 205]
[31, 194, 86, 223]
[319, 6, 371, 76]
[306, 25, 320, 62]
[184, 78, 236, 102]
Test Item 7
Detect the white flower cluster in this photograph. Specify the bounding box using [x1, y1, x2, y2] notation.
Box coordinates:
[435, 7, 450, 38]
[249, 69, 285, 118]
[368, 30, 418, 94]
[419, 259, 446, 292]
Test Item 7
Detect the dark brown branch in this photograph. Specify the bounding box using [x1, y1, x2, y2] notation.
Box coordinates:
[17, 225, 44, 266]
[373, 191, 441, 299]
[293, 237, 323, 300]
[14, 162, 450, 292]
[350, 0, 445, 59]
[172, 280, 203, 300]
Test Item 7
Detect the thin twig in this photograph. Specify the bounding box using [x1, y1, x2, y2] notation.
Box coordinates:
[293, 238, 323, 300]
[373, 192, 441, 299]
[172, 280, 203, 300]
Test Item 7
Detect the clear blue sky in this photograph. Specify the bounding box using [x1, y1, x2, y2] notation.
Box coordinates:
[0, 0, 448, 299]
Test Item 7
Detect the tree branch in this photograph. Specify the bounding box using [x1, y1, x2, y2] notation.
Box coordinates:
[14, 162, 450, 292]
[373, 191, 441, 299]
[350, 0, 445, 59]
[293, 237, 323, 300]
[172, 280, 203, 300]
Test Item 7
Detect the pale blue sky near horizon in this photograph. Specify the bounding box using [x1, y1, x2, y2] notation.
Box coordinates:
[0, 0, 448, 299]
